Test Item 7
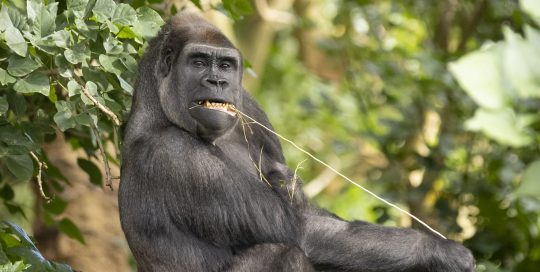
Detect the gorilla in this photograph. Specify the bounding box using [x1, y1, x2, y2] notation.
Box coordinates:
[119, 12, 474, 272]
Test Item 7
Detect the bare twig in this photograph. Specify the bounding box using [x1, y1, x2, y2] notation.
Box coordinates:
[75, 76, 121, 126]
[89, 121, 114, 191]
[30, 151, 52, 203]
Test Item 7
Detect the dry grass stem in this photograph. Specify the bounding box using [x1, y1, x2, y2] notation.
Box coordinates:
[231, 106, 447, 240]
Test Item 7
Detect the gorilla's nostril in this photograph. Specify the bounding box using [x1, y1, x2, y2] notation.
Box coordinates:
[206, 78, 227, 87]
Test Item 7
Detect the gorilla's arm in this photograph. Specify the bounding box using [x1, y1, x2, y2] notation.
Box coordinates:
[300, 213, 474, 272]
[237, 96, 474, 271]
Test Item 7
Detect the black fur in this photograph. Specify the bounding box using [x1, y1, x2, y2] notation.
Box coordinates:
[119, 12, 475, 272]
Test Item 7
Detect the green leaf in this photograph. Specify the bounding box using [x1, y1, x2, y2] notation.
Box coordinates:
[64, 44, 90, 64]
[67, 80, 81, 97]
[502, 26, 540, 98]
[4, 222, 35, 247]
[77, 158, 103, 186]
[4, 26, 27, 57]
[7, 93, 27, 116]
[44, 197, 68, 215]
[221, 0, 253, 20]
[99, 54, 123, 75]
[27, 0, 43, 22]
[0, 95, 8, 114]
[13, 72, 50, 96]
[515, 160, 540, 198]
[68, 0, 91, 18]
[7, 56, 40, 77]
[0, 5, 13, 32]
[28, 1, 56, 37]
[74, 18, 100, 40]
[58, 218, 86, 245]
[0, 5, 26, 32]
[51, 30, 71, 48]
[93, 0, 116, 23]
[111, 4, 137, 26]
[5, 154, 33, 182]
[103, 36, 123, 55]
[117, 75, 133, 94]
[0, 261, 31, 272]
[74, 112, 95, 126]
[81, 81, 106, 106]
[465, 108, 532, 147]
[132, 7, 164, 39]
[0, 68, 16, 85]
[53, 101, 76, 131]
[54, 55, 73, 78]
[116, 26, 136, 39]
[521, 0, 540, 21]
[448, 43, 509, 109]
[119, 54, 137, 73]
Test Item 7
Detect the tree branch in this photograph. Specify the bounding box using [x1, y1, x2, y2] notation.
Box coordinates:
[30, 151, 52, 203]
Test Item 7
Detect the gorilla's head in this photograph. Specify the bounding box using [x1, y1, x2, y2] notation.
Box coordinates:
[157, 13, 243, 143]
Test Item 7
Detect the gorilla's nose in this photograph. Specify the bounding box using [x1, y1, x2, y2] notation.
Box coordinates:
[205, 77, 228, 87]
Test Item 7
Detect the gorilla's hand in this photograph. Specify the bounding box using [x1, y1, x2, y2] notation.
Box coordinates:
[429, 238, 475, 272]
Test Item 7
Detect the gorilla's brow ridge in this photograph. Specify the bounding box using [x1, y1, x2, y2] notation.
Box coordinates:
[183, 43, 240, 61]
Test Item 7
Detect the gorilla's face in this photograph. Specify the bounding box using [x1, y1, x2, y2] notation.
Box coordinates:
[160, 43, 243, 143]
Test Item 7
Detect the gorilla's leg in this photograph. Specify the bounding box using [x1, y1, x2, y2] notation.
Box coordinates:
[227, 243, 315, 272]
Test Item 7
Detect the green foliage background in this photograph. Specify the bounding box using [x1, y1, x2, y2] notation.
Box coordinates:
[0, 0, 539, 271]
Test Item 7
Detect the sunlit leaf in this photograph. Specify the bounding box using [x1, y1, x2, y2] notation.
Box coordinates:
[0, 261, 31, 272]
[448, 43, 509, 109]
[515, 160, 540, 198]
[51, 30, 71, 48]
[68, 0, 90, 18]
[103, 36, 123, 55]
[502, 26, 540, 98]
[520, 0, 540, 21]
[117, 75, 133, 94]
[93, 0, 116, 23]
[132, 7, 164, 39]
[0, 68, 16, 85]
[111, 4, 137, 26]
[465, 108, 532, 147]
[4, 26, 27, 57]
[28, 0, 56, 37]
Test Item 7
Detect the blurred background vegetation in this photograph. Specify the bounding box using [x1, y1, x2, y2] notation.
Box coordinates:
[1, 0, 539, 271]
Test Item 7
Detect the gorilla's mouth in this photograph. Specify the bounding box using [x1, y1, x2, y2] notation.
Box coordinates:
[196, 100, 236, 116]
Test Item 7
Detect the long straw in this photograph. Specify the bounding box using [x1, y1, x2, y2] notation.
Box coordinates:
[233, 107, 447, 239]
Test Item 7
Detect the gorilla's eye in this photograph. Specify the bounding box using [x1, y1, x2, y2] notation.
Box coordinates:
[219, 62, 232, 70]
[192, 60, 206, 67]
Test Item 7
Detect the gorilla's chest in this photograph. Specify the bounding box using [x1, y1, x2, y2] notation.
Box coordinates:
[216, 140, 259, 178]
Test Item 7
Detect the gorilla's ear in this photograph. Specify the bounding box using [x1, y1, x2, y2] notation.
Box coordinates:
[159, 47, 174, 77]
